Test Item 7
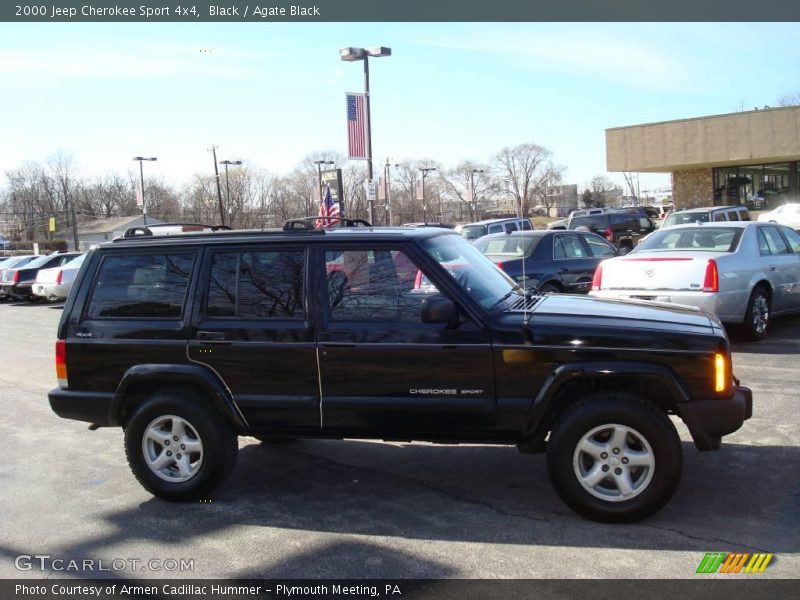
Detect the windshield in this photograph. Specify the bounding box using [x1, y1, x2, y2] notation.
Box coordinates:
[420, 234, 519, 310]
[460, 225, 487, 241]
[634, 227, 742, 253]
[663, 212, 709, 227]
[474, 234, 541, 258]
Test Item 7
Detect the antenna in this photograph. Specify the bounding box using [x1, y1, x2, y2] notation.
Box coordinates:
[521, 204, 529, 326]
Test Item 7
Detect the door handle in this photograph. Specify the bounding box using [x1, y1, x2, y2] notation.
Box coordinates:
[769, 266, 776, 272]
[197, 331, 228, 341]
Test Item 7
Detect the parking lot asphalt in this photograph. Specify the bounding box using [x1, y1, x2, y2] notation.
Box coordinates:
[0, 300, 797, 580]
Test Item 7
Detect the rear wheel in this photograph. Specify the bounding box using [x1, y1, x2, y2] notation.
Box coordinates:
[546, 392, 682, 523]
[124, 390, 238, 501]
[743, 286, 770, 341]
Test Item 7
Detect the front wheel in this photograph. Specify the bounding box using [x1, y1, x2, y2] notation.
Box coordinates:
[124, 391, 238, 501]
[538, 282, 561, 294]
[546, 392, 682, 523]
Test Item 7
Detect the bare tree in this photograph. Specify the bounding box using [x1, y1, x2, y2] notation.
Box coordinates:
[438, 161, 495, 221]
[493, 143, 560, 218]
[777, 92, 800, 107]
[589, 175, 616, 208]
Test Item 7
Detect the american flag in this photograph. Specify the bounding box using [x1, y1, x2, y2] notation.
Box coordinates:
[346, 93, 367, 159]
[316, 182, 340, 228]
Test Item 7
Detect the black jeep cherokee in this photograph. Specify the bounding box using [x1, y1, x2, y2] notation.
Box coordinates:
[49, 224, 752, 522]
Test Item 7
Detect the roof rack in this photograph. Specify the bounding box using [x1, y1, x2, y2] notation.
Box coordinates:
[281, 217, 372, 231]
[120, 223, 232, 239]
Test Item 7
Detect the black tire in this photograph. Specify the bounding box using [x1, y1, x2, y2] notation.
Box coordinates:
[538, 282, 561, 294]
[124, 390, 238, 501]
[742, 286, 770, 341]
[546, 392, 682, 523]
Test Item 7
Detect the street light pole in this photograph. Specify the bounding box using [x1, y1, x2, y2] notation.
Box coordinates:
[132, 156, 157, 227]
[209, 145, 225, 227]
[419, 167, 436, 223]
[219, 160, 242, 228]
[340, 46, 391, 225]
[384, 160, 398, 226]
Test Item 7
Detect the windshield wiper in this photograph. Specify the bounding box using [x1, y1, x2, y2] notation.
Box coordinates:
[488, 287, 522, 311]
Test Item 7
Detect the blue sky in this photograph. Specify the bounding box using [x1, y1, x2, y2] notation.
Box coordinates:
[1, 22, 798, 192]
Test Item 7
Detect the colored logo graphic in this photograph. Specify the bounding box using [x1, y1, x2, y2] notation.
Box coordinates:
[697, 552, 774, 574]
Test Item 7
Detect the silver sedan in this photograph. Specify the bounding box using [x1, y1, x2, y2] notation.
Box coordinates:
[589, 222, 800, 340]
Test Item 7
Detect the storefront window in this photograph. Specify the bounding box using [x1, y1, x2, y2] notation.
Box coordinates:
[713, 162, 796, 209]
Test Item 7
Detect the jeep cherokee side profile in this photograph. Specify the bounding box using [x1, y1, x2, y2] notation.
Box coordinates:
[49, 224, 752, 522]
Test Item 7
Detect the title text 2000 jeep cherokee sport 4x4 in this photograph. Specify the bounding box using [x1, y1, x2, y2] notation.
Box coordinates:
[49, 224, 752, 522]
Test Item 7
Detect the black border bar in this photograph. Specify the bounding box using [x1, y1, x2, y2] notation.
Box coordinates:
[3, 579, 798, 600]
[2, 1, 800, 22]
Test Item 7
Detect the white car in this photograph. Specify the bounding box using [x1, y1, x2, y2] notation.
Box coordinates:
[589, 222, 800, 340]
[32, 253, 86, 302]
[757, 202, 800, 229]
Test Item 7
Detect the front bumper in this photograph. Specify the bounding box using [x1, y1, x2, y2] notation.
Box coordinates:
[676, 385, 753, 451]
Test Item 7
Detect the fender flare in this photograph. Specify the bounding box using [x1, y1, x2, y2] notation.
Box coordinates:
[521, 360, 690, 438]
[110, 364, 248, 431]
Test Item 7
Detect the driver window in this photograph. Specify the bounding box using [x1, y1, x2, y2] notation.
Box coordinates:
[325, 249, 441, 321]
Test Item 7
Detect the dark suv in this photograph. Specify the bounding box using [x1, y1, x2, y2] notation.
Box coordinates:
[49, 223, 751, 522]
[568, 211, 656, 253]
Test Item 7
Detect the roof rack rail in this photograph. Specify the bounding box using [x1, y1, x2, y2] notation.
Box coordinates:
[120, 223, 232, 239]
[281, 217, 372, 231]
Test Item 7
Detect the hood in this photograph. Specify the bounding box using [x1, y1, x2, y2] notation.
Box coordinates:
[532, 293, 710, 326]
[492, 293, 719, 351]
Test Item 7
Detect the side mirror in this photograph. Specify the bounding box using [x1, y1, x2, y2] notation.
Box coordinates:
[421, 296, 458, 325]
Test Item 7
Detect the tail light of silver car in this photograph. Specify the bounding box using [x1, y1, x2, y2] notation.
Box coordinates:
[702, 259, 719, 293]
[591, 263, 604, 291]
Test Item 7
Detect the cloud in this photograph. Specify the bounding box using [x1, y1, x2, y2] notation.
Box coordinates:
[418, 24, 686, 91]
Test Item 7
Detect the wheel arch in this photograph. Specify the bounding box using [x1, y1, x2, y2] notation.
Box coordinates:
[518, 361, 688, 452]
[111, 364, 247, 432]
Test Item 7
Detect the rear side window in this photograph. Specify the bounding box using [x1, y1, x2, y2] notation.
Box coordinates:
[713, 212, 727, 222]
[521, 220, 533, 231]
[87, 252, 196, 319]
[584, 235, 616, 257]
[758, 227, 790, 255]
[571, 215, 605, 231]
[206, 249, 305, 318]
[780, 227, 800, 253]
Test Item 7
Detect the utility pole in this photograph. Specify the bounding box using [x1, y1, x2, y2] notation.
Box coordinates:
[209, 145, 225, 226]
[68, 192, 79, 251]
